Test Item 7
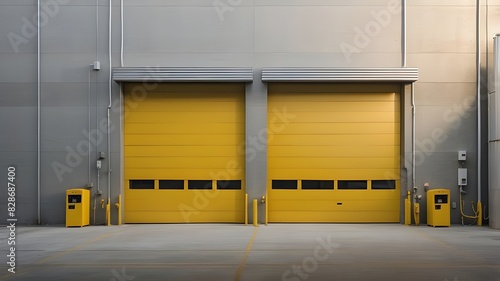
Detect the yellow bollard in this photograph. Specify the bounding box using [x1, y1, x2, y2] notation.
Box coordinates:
[414, 202, 420, 226]
[404, 191, 411, 225]
[253, 199, 258, 227]
[477, 201, 482, 226]
[106, 199, 111, 226]
[264, 194, 268, 226]
[114, 194, 122, 226]
[245, 194, 248, 225]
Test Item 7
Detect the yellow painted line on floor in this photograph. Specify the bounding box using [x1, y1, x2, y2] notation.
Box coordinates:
[36, 228, 125, 265]
[234, 226, 258, 281]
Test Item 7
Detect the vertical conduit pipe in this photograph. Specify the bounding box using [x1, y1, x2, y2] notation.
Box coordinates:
[411, 83, 416, 194]
[96, 0, 99, 62]
[96, 0, 101, 194]
[37, 0, 41, 225]
[401, 0, 406, 67]
[106, 0, 112, 225]
[412, 83, 418, 229]
[401, 0, 412, 185]
[88, 69, 91, 184]
[120, 0, 124, 67]
[118, 0, 124, 225]
[476, 0, 483, 226]
[401, 0, 416, 224]
[94, 0, 100, 225]
[491, 35, 500, 229]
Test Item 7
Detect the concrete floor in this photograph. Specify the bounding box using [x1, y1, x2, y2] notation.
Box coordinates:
[0, 224, 499, 281]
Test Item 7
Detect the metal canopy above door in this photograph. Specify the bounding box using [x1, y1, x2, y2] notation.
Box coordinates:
[261, 67, 418, 83]
[113, 67, 253, 82]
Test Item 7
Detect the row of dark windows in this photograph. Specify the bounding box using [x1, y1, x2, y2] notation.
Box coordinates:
[130, 179, 395, 190]
[272, 180, 396, 190]
[129, 180, 241, 190]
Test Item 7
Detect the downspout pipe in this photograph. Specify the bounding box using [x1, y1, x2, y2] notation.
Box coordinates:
[476, 0, 483, 226]
[401, 0, 417, 224]
[411, 82, 418, 225]
[118, 0, 124, 225]
[106, 0, 112, 226]
[402, 0, 413, 191]
[411, 84, 415, 192]
[120, 0, 124, 67]
[402, 0, 406, 68]
[402, 0, 419, 225]
[37, 0, 41, 225]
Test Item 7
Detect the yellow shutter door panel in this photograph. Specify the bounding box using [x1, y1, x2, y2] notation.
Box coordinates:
[273, 111, 399, 123]
[268, 83, 401, 223]
[125, 134, 242, 146]
[269, 157, 397, 169]
[269, 145, 399, 157]
[125, 111, 244, 124]
[125, 169, 245, 180]
[275, 102, 400, 112]
[268, 189, 400, 200]
[124, 83, 245, 223]
[275, 123, 399, 135]
[268, 169, 400, 180]
[268, 211, 398, 223]
[268, 135, 399, 146]
[125, 146, 242, 157]
[128, 101, 243, 112]
[125, 189, 244, 223]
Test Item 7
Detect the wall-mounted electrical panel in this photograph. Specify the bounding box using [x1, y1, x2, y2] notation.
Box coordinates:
[458, 168, 467, 186]
[458, 150, 466, 161]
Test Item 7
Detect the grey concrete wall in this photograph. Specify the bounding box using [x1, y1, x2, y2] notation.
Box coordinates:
[407, 1, 484, 224]
[0, 0, 498, 225]
[1, 1, 41, 225]
[245, 70, 267, 224]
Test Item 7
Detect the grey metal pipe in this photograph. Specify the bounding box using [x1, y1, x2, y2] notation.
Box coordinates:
[95, 0, 100, 193]
[107, 0, 112, 214]
[88, 68, 91, 184]
[401, 0, 406, 67]
[37, 0, 41, 225]
[411, 83, 415, 192]
[401, 0, 414, 198]
[120, 0, 124, 67]
[96, 0, 99, 62]
[108, 0, 112, 130]
[476, 0, 482, 208]
[490, 35, 500, 229]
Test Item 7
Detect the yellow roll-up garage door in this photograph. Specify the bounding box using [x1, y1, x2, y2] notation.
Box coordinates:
[124, 83, 245, 223]
[268, 83, 400, 223]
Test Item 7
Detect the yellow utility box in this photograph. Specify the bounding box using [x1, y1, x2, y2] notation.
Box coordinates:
[66, 189, 90, 227]
[427, 189, 450, 227]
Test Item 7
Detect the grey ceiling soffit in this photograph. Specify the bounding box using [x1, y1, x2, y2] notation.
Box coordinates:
[112, 67, 253, 82]
[261, 67, 418, 82]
